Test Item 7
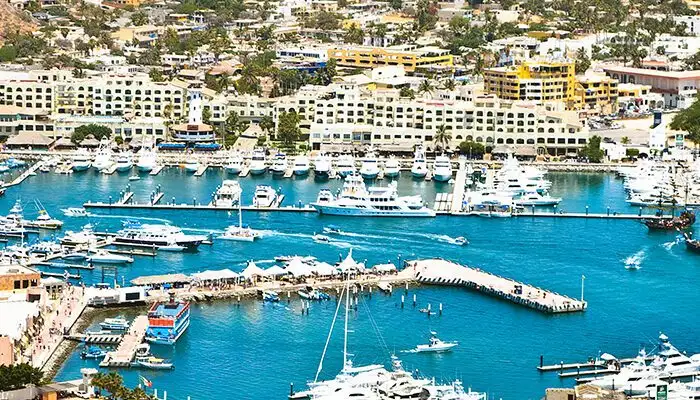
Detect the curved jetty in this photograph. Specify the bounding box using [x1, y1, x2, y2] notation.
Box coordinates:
[406, 259, 586, 313]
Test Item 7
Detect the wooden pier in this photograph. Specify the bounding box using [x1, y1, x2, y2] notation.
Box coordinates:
[150, 165, 164, 176]
[408, 259, 587, 313]
[100, 315, 148, 368]
[194, 164, 208, 177]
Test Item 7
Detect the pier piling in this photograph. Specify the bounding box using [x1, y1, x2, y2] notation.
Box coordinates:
[401, 295, 404, 308]
[439, 303, 443, 316]
[413, 294, 416, 307]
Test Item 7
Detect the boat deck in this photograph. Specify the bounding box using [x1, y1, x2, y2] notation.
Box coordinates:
[100, 315, 148, 367]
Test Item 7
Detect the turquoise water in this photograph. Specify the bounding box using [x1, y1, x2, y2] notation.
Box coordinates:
[2, 168, 697, 400]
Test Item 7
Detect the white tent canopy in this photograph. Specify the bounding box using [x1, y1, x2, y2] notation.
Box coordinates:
[192, 269, 240, 281]
[311, 262, 338, 276]
[372, 263, 397, 273]
[241, 262, 267, 279]
[286, 258, 313, 277]
[265, 265, 288, 277]
[338, 249, 365, 272]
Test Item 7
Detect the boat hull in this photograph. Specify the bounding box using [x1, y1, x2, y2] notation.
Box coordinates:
[361, 173, 379, 180]
[250, 168, 267, 176]
[145, 318, 189, 345]
[293, 169, 309, 176]
[137, 165, 154, 172]
[113, 237, 202, 251]
[88, 256, 133, 264]
[433, 173, 452, 182]
[271, 169, 286, 175]
[312, 204, 435, 217]
[116, 164, 132, 172]
[72, 164, 91, 172]
[225, 167, 242, 175]
[384, 170, 400, 178]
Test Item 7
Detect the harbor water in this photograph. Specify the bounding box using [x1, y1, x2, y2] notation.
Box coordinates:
[1, 168, 697, 399]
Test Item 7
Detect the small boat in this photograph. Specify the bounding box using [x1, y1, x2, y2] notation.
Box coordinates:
[414, 332, 458, 353]
[513, 192, 562, 207]
[81, 346, 108, 359]
[322, 225, 344, 235]
[134, 356, 174, 370]
[158, 242, 186, 252]
[184, 160, 200, 172]
[683, 232, 700, 253]
[312, 234, 331, 243]
[252, 185, 279, 208]
[30, 206, 64, 229]
[383, 156, 400, 178]
[263, 290, 280, 302]
[453, 236, 468, 246]
[249, 148, 267, 175]
[298, 288, 331, 301]
[129, 175, 141, 181]
[39, 165, 51, 173]
[62, 207, 89, 217]
[99, 317, 129, 330]
[87, 250, 134, 264]
[644, 210, 696, 231]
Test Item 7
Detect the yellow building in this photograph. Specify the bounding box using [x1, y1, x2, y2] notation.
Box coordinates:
[484, 60, 577, 106]
[328, 46, 453, 73]
[575, 75, 618, 112]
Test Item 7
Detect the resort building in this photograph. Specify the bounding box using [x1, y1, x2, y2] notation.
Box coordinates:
[0, 265, 40, 293]
[617, 83, 665, 113]
[327, 45, 454, 73]
[602, 66, 700, 108]
[675, 15, 700, 35]
[574, 74, 618, 113]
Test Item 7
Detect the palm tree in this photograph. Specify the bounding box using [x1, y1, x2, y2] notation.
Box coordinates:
[418, 79, 435, 99]
[434, 124, 452, 151]
[441, 78, 456, 91]
[620, 136, 630, 145]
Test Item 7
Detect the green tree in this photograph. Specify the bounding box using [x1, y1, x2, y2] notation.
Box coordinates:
[259, 115, 274, 136]
[399, 86, 415, 99]
[434, 124, 452, 151]
[344, 24, 364, 44]
[72, 124, 112, 143]
[670, 98, 700, 150]
[277, 111, 301, 148]
[418, 79, 435, 98]
[0, 46, 18, 62]
[415, 0, 438, 32]
[574, 47, 590, 75]
[202, 107, 212, 125]
[149, 68, 165, 82]
[458, 140, 485, 158]
[0, 363, 44, 391]
[390, 0, 402, 9]
[578, 135, 605, 162]
[626, 148, 640, 158]
[620, 136, 630, 144]
[441, 78, 456, 91]
[130, 11, 148, 26]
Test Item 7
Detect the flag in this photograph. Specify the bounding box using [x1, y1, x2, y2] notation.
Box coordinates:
[139, 376, 153, 388]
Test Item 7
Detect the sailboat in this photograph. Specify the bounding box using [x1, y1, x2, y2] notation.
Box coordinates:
[218, 187, 261, 242]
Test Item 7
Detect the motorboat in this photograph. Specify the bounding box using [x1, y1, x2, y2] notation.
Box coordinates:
[136, 140, 158, 172]
[464, 190, 515, 217]
[411, 146, 428, 178]
[298, 288, 330, 301]
[184, 159, 200, 173]
[383, 156, 400, 178]
[158, 242, 186, 252]
[252, 185, 280, 208]
[513, 191, 562, 207]
[61, 224, 99, 246]
[71, 148, 92, 172]
[224, 153, 244, 175]
[311, 173, 435, 217]
[454, 236, 468, 246]
[293, 156, 310, 176]
[336, 154, 356, 177]
[134, 356, 174, 370]
[219, 224, 261, 242]
[62, 252, 88, 260]
[432, 154, 453, 182]
[115, 152, 133, 172]
[99, 317, 129, 330]
[249, 148, 267, 175]
[313, 153, 331, 178]
[413, 332, 458, 353]
[263, 290, 280, 302]
[211, 180, 242, 208]
[29, 210, 64, 229]
[359, 150, 380, 180]
[316, 189, 334, 203]
[114, 224, 207, 251]
[128, 175, 140, 181]
[651, 334, 700, 376]
[270, 153, 288, 175]
[81, 346, 108, 359]
[62, 207, 88, 217]
[313, 234, 331, 243]
[87, 250, 134, 264]
[322, 225, 344, 235]
[30, 241, 62, 254]
[39, 165, 51, 173]
[92, 140, 113, 171]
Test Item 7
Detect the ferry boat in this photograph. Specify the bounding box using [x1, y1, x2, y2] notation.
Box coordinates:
[145, 293, 190, 345]
[224, 153, 244, 175]
[313, 154, 331, 178]
[114, 224, 207, 251]
[211, 180, 241, 208]
[92, 140, 113, 171]
[336, 154, 356, 177]
[293, 156, 310, 176]
[271, 153, 288, 175]
[72, 149, 92, 172]
[249, 148, 267, 175]
[384, 156, 400, 178]
[115, 152, 133, 172]
[432, 154, 453, 182]
[252, 185, 280, 208]
[136, 141, 157, 172]
[411, 146, 428, 178]
[359, 150, 380, 180]
[311, 173, 435, 217]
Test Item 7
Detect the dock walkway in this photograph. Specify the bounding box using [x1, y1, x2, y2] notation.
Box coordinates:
[66, 334, 123, 345]
[4, 162, 41, 188]
[150, 165, 164, 176]
[100, 315, 148, 367]
[450, 159, 467, 213]
[194, 164, 208, 177]
[408, 259, 586, 313]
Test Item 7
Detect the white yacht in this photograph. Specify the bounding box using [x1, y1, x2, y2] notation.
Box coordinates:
[590, 351, 664, 396]
[61, 224, 99, 246]
[463, 190, 514, 217]
[184, 159, 200, 173]
[652, 334, 700, 377]
[384, 156, 400, 178]
[311, 173, 435, 217]
[92, 140, 113, 171]
[411, 146, 428, 178]
[496, 176, 551, 195]
[432, 154, 453, 182]
[225, 153, 244, 175]
[211, 180, 241, 208]
[271, 153, 288, 175]
[336, 154, 356, 177]
[115, 152, 133, 172]
[114, 224, 207, 251]
[413, 332, 458, 353]
[513, 191, 562, 206]
[72, 148, 92, 172]
[219, 224, 261, 242]
[252, 185, 279, 208]
[359, 151, 380, 180]
[249, 148, 267, 175]
[136, 141, 157, 172]
[293, 156, 310, 176]
[313, 153, 331, 178]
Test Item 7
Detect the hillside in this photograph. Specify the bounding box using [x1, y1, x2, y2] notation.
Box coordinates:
[0, 2, 36, 43]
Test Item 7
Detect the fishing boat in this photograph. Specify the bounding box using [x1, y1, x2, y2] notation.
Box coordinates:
[183, 159, 200, 173]
[252, 185, 280, 208]
[359, 149, 380, 180]
[271, 153, 288, 175]
[92, 140, 113, 171]
[432, 154, 453, 182]
[311, 173, 435, 217]
[383, 156, 400, 178]
[62, 207, 88, 217]
[99, 317, 129, 330]
[71, 148, 92, 172]
[211, 180, 241, 208]
[413, 332, 458, 353]
[134, 356, 174, 370]
[87, 250, 134, 264]
[136, 140, 158, 172]
[684, 232, 700, 253]
[312, 234, 331, 243]
[115, 152, 133, 172]
[249, 148, 267, 175]
[644, 210, 696, 231]
[411, 146, 428, 178]
[336, 154, 356, 177]
[322, 225, 344, 235]
[225, 153, 244, 175]
[293, 156, 310, 176]
[262, 290, 280, 302]
[114, 224, 207, 251]
[27, 201, 63, 229]
[313, 153, 331, 178]
[81, 346, 108, 359]
[61, 224, 98, 246]
[145, 293, 190, 345]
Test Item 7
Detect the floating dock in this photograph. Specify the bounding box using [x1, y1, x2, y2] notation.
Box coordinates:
[408, 259, 587, 313]
[150, 165, 164, 176]
[194, 164, 208, 177]
[117, 192, 134, 205]
[4, 162, 41, 188]
[100, 315, 148, 368]
[450, 159, 467, 213]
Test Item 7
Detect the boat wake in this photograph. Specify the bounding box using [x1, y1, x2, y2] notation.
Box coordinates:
[182, 227, 223, 234]
[623, 249, 646, 270]
[662, 235, 684, 251]
[425, 234, 468, 246]
[88, 214, 173, 224]
[259, 230, 314, 240]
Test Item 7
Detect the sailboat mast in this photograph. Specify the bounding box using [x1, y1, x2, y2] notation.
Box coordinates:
[343, 274, 350, 368]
